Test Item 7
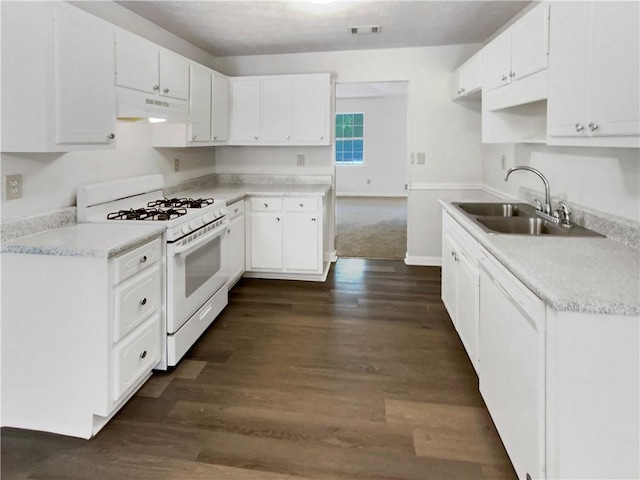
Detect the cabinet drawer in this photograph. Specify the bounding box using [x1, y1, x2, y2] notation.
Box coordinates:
[114, 266, 161, 342]
[228, 200, 245, 219]
[113, 315, 161, 401]
[114, 238, 162, 284]
[284, 197, 319, 212]
[250, 197, 282, 211]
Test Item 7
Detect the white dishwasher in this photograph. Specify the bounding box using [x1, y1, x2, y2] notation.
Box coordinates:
[478, 250, 546, 480]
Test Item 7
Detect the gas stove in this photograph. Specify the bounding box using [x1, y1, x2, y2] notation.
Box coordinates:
[77, 175, 226, 242]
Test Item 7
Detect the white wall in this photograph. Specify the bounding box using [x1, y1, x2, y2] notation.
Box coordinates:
[482, 143, 640, 223]
[1, 123, 215, 221]
[215, 44, 483, 262]
[335, 93, 408, 196]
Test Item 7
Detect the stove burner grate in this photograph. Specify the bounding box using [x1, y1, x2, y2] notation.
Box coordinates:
[107, 207, 187, 221]
[147, 197, 215, 209]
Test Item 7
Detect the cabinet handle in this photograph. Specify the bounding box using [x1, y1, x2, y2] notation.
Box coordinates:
[461, 87, 465, 93]
[254, 136, 259, 140]
[192, 135, 197, 140]
[140, 298, 147, 306]
[264, 203, 268, 208]
[140, 350, 147, 359]
[107, 133, 115, 140]
[153, 85, 159, 91]
[311, 218, 316, 222]
[227, 228, 231, 234]
[163, 88, 169, 94]
[299, 203, 304, 208]
[589, 122, 599, 132]
[320, 136, 324, 140]
[509, 71, 515, 78]
[501, 75, 507, 81]
[286, 135, 291, 140]
[276, 217, 280, 222]
[140, 255, 148, 263]
[575, 123, 585, 132]
[213, 135, 218, 140]
[234, 208, 239, 213]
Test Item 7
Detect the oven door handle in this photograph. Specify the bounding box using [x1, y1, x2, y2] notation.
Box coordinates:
[173, 220, 228, 255]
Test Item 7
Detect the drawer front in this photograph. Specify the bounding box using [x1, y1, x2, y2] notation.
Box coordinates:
[284, 197, 319, 212]
[113, 315, 161, 401]
[114, 266, 161, 342]
[114, 238, 162, 284]
[228, 200, 245, 219]
[250, 197, 282, 212]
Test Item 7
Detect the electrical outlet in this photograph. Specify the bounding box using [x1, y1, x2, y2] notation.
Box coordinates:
[174, 158, 180, 172]
[366, 179, 371, 185]
[297, 154, 305, 166]
[5, 174, 22, 200]
[417, 153, 426, 165]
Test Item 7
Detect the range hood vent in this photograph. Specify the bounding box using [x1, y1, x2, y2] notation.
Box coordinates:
[116, 87, 187, 122]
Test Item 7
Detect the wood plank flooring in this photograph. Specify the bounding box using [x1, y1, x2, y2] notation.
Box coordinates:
[1, 259, 516, 480]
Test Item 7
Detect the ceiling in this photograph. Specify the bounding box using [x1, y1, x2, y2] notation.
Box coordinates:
[116, 1, 531, 57]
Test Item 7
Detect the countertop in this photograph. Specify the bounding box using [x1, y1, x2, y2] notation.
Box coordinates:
[2, 223, 165, 258]
[169, 183, 332, 206]
[440, 200, 640, 316]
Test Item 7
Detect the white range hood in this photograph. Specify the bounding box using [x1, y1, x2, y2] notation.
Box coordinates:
[116, 87, 187, 122]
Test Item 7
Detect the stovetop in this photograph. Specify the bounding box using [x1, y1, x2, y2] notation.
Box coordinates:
[106, 198, 216, 222]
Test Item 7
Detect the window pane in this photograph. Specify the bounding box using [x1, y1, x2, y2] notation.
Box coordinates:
[344, 139, 353, 152]
[343, 151, 353, 161]
[353, 113, 364, 126]
[336, 114, 344, 127]
[343, 114, 353, 128]
[336, 151, 344, 162]
[353, 126, 363, 137]
[336, 139, 344, 153]
[353, 151, 363, 162]
[343, 125, 353, 137]
[335, 125, 343, 138]
[353, 139, 363, 152]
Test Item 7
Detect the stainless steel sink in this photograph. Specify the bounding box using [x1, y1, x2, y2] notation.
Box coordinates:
[451, 202, 603, 237]
[456, 202, 531, 217]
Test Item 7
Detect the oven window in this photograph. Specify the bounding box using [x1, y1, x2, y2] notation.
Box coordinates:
[185, 236, 221, 297]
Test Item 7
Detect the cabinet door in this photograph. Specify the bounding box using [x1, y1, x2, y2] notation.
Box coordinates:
[250, 213, 283, 270]
[455, 250, 478, 370]
[451, 67, 463, 98]
[588, 1, 640, 137]
[293, 74, 329, 143]
[547, 2, 591, 138]
[230, 79, 262, 142]
[441, 235, 457, 323]
[461, 53, 481, 95]
[115, 32, 159, 94]
[188, 64, 212, 143]
[510, 4, 549, 83]
[211, 72, 230, 142]
[262, 77, 293, 142]
[479, 260, 545, 480]
[482, 32, 510, 91]
[159, 51, 189, 100]
[284, 213, 320, 272]
[227, 212, 245, 284]
[53, 5, 116, 145]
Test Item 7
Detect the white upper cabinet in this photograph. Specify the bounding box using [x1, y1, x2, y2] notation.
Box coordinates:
[1, 2, 116, 152]
[482, 4, 549, 92]
[188, 64, 212, 143]
[547, 2, 640, 147]
[451, 52, 482, 99]
[211, 72, 230, 142]
[229, 73, 331, 146]
[115, 32, 189, 101]
[292, 74, 330, 143]
[262, 76, 294, 142]
[230, 78, 263, 143]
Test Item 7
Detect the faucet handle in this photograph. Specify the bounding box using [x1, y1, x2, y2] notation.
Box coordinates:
[557, 201, 573, 227]
[534, 198, 542, 211]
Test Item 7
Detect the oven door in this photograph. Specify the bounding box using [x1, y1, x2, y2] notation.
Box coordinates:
[167, 220, 228, 334]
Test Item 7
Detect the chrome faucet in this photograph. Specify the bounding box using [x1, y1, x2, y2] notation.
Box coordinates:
[504, 166, 552, 215]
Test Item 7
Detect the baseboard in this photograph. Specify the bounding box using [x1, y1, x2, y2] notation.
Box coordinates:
[404, 255, 441, 266]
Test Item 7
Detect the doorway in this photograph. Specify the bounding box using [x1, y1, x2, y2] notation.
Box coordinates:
[334, 81, 409, 260]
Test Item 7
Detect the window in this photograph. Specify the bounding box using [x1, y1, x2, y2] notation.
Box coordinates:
[335, 113, 364, 164]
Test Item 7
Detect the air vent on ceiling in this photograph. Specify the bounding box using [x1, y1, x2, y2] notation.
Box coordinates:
[349, 25, 382, 35]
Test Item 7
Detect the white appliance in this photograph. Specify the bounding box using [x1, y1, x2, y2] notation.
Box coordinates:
[77, 174, 228, 369]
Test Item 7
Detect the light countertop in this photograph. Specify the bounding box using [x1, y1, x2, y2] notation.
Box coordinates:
[2, 223, 165, 258]
[169, 183, 332, 206]
[440, 200, 640, 316]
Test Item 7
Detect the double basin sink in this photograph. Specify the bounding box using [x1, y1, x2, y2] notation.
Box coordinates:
[452, 202, 603, 237]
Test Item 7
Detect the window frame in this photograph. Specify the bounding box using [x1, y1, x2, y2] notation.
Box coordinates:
[335, 112, 364, 165]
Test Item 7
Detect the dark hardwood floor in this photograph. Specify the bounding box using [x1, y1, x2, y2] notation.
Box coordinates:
[1, 259, 516, 480]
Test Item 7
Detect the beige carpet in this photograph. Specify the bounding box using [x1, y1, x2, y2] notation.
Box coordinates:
[336, 197, 407, 260]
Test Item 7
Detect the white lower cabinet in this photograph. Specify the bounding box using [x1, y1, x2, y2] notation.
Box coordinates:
[246, 196, 327, 280]
[1, 236, 163, 439]
[226, 200, 246, 289]
[442, 209, 639, 479]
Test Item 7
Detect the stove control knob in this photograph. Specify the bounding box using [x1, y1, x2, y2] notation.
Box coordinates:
[190, 220, 201, 230]
[203, 214, 212, 224]
[181, 225, 191, 235]
[215, 209, 223, 217]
